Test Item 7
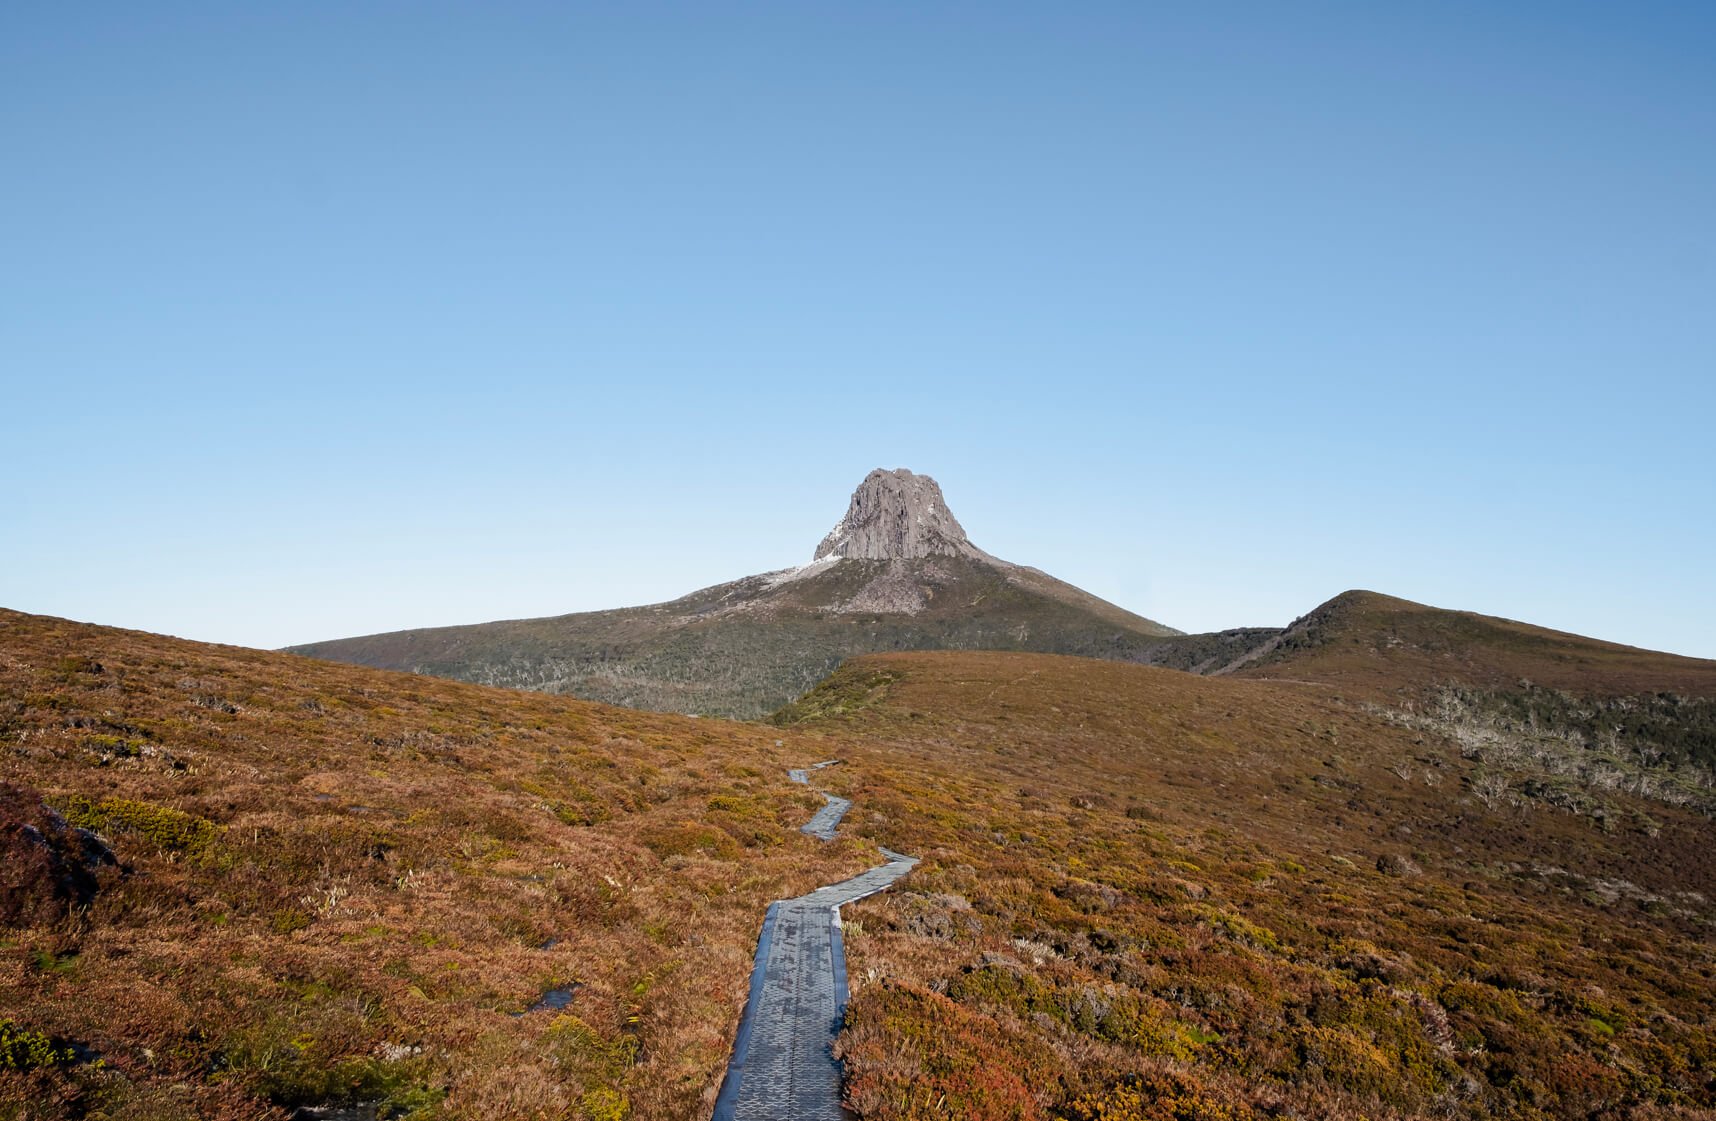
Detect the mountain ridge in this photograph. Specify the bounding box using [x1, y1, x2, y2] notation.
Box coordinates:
[288, 470, 1182, 717]
[286, 470, 1716, 724]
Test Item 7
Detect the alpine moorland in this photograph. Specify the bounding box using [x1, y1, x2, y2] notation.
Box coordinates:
[786, 649, 1715, 1120]
[4, 581, 1714, 1119]
[0, 609, 875, 1119]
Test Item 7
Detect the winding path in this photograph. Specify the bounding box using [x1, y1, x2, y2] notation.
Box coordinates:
[713, 762, 917, 1121]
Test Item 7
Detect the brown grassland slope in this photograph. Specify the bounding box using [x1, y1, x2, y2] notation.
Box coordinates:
[7, 602, 1716, 1121]
[1229, 591, 1716, 820]
[775, 651, 1716, 1121]
[0, 609, 876, 1120]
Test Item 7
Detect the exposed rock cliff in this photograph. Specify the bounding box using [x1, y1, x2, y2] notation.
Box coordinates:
[814, 469, 988, 562]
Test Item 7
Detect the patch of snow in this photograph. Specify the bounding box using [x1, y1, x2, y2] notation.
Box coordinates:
[761, 554, 843, 589]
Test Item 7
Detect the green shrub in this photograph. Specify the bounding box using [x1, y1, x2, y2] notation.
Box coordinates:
[706, 793, 785, 847]
[546, 1014, 639, 1078]
[1064, 1071, 1254, 1120]
[1095, 994, 1210, 1060]
[637, 821, 739, 860]
[53, 655, 104, 679]
[30, 950, 78, 978]
[0, 1019, 74, 1070]
[548, 798, 612, 827]
[771, 668, 901, 725]
[581, 1087, 630, 1121]
[60, 794, 218, 856]
[1291, 1025, 1397, 1098]
[85, 734, 143, 757]
[217, 1015, 441, 1116]
[947, 963, 1059, 1023]
[1201, 907, 1281, 952]
[271, 908, 312, 934]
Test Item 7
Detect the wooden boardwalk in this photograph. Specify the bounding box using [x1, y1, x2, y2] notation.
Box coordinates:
[713, 766, 915, 1120]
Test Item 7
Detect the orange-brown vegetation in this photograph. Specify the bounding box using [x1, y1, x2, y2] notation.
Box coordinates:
[0, 609, 872, 1119]
[782, 651, 1716, 1121]
[6, 601, 1715, 1121]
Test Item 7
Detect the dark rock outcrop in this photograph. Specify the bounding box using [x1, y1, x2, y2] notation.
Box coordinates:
[1, 781, 119, 925]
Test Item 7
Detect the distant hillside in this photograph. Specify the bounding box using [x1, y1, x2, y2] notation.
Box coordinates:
[289, 469, 1180, 718]
[1128, 625, 1284, 674]
[1212, 590, 1716, 819]
[1227, 589, 1716, 698]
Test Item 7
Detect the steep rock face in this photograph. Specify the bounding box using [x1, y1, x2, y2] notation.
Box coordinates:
[814, 469, 988, 562]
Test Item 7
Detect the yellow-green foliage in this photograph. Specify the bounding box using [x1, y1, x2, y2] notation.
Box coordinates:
[705, 793, 784, 847]
[947, 963, 1059, 1022]
[1064, 1073, 1254, 1121]
[51, 655, 103, 680]
[948, 966, 1211, 1061]
[771, 668, 901, 725]
[1291, 1025, 1398, 1098]
[581, 1087, 630, 1121]
[1096, 994, 1210, 1061]
[1300, 983, 1461, 1106]
[0, 1020, 74, 1071]
[217, 1010, 442, 1116]
[1438, 979, 1527, 1022]
[548, 1014, 637, 1117]
[548, 797, 613, 827]
[60, 794, 218, 856]
[636, 821, 741, 861]
[83, 733, 144, 757]
[546, 1014, 639, 1079]
[1200, 907, 1281, 953]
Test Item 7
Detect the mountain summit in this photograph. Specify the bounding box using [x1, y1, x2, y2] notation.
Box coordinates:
[814, 468, 986, 562]
[289, 469, 1181, 717]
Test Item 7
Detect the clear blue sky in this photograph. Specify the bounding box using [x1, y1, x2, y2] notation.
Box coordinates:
[4, 2, 1713, 658]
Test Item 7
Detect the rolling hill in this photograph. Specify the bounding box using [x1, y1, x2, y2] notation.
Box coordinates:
[781, 647, 1716, 1121]
[1226, 589, 1716, 698]
[1213, 590, 1716, 819]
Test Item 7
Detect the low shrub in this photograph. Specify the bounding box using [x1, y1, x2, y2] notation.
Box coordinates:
[838, 982, 1065, 1121]
[636, 821, 740, 861]
[0, 1019, 74, 1071]
[59, 795, 219, 857]
[1061, 1072, 1255, 1121]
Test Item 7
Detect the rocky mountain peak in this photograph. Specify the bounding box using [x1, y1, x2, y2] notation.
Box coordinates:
[813, 468, 987, 562]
